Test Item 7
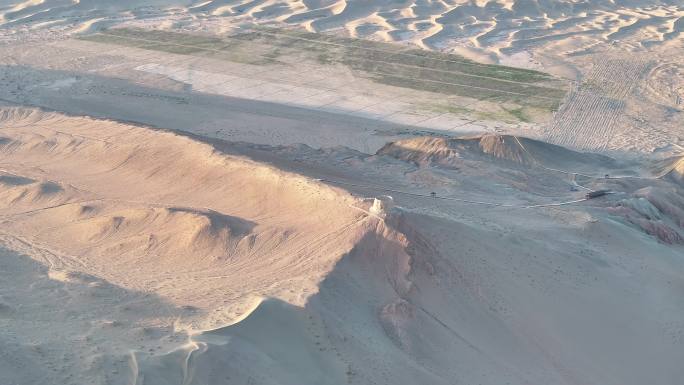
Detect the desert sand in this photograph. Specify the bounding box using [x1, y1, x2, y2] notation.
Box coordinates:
[0, 1, 683, 385]
[2, 1, 683, 64]
[2, 103, 683, 385]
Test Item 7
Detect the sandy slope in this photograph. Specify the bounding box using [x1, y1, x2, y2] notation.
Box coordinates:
[0, 107, 368, 315]
[2, 106, 684, 385]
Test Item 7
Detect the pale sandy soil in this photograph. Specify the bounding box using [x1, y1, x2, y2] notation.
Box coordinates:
[0, 2, 683, 385]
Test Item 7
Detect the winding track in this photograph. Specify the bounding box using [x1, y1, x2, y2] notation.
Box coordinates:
[320, 178, 590, 209]
[320, 134, 663, 210]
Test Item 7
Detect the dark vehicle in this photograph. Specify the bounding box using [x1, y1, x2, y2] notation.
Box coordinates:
[585, 189, 612, 199]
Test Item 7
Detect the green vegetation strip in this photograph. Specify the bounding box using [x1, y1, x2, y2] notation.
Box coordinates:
[246, 27, 554, 83]
[79, 27, 567, 110]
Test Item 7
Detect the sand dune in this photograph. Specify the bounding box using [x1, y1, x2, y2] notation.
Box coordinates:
[652, 154, 684, 184]
[2, 0, 683, 63]
[0, 107, 367, 314]
[2, 106, 683, 384]
[0, 176, 72, 206]
[0, 247, 188, 385]
[664, 156, 684, 184]
[134, 298, 348, 385]
[158, 207, 684, 385]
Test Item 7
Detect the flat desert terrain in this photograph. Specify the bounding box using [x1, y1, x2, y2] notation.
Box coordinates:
[0, 1, 683, 385]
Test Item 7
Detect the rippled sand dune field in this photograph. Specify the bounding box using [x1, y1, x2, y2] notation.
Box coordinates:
[2, 1, 683, 60]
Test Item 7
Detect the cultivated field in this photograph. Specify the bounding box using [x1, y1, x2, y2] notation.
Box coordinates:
[544, 58, 652, 151]
[82, 27, 568, 113]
